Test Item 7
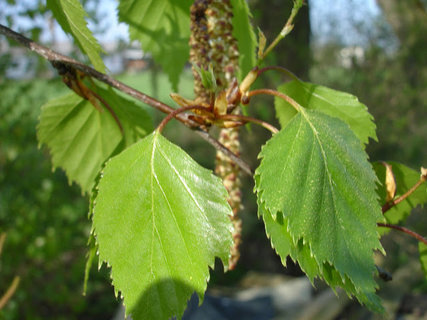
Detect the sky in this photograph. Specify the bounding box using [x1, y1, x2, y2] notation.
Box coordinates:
[0, 0, 383, 46]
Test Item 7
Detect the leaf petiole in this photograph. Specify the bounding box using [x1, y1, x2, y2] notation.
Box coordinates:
[157, 105, 209, 133]
[217, 114, 279, 134]
[377, 223, 427, 245]
[246, 88, 303, 113]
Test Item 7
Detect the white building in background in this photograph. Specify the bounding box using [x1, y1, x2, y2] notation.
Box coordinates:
[0, 39, 146, 79]
[339, 46, 365, 68]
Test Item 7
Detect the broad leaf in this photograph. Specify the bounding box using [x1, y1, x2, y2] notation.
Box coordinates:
[232, 0, 256, 80]
[118, 0, 192, 90]
[258, 198, 383, 311]
[373, 162, 427, 229]
[420, 242, 427, 279]
[37, 87, 152, 193]
[47, 0, 105, 72]
[275, 80, 377, 146]
[255, 109, 384, 309]
[92, 131, 233, 320]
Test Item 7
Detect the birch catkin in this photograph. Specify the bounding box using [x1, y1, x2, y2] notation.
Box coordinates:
[189, 0, 242, 270]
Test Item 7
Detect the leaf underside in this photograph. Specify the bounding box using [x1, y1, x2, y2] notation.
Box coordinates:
[47, 0, 106, 72]
[275, 80, 377, 146]
[37, 86, 152, 193]
[92, 132, 233, 320]
[255, 109, 384, 311]
[373, 161, 427, 234]
[118, 0, 193, 91]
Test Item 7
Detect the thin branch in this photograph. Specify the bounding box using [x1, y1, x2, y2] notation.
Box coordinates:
[0, 23, 253, 176]
[247, 88, 303, 112]
[157, 106, 208, 133]
[258, 0, 304, 63]
[257, 66, 300, 82]
[218, 114, 279, 134]
[382, 174, 427, 213]
[377, 223, 427, 245]
[0, 233, 6, 257]
[0, 276, 20, 310]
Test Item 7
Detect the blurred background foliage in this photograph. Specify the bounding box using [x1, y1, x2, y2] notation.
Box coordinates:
[0, 0, 426, 319]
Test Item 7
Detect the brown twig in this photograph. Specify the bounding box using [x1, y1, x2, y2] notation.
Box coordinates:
[246, 88, 303, 112]
[377, 223, 427, 245]
[157, 106, 208, 133]
[0, 276, 20, 310]
[382, 175, 427, 213]
[0, 233, 6, 257]
[0, 23, 252, 176]
[218, 114, 279, 134]
[89, 89, 124, 134]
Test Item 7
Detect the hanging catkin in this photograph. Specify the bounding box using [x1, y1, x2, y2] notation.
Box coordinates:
[189, 0, 242, 270]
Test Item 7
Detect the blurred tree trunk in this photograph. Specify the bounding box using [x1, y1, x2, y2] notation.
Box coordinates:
[376, 0, 427, 86]
[376, 0, 427, 46]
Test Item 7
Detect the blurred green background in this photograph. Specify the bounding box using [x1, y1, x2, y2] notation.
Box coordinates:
[0, 0, 426, 319]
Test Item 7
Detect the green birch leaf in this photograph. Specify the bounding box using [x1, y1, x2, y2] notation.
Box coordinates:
[373, 162, 427, 233]
[47, 0, 106, 72]
[255, 109, 384, 310]
[232, 0, 256, 80]
[37, 87, 152, 193]
[37, 92, 121, 193]
[275, 80, 377, 146]
[420, 242, 427, 278]
[118, 0, 192, 90]
[92, 131, 233, 320]
[91, 85, 154, 148]
[258, 198, 384, 312]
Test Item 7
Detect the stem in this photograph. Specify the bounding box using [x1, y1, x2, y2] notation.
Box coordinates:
[0, 276, 20, 310]
[0, 23, 253, 176]
[257, 66, 300, 82]
[247, 88, 303, 112]
[377, 223, 427, 245]
[0, 233, 6, 257]
[157, 106, 208, 134]
[258, 0, 304, 63]
[89, 89, 124, 135]
[382, 175, 427, 213]
[218, 114, 279, 134]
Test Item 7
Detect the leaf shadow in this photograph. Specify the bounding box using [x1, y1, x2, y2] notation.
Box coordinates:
[125, 277, 275, 320]
[125, 277, 201, 320]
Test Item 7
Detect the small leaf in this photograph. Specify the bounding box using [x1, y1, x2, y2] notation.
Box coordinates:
[92, 131, 233, 320]
[257, 27, 267, 60]
[255, 110, 384, 310]
[373, 161, 427, 228]
[420, 242, 427, 278]
[275, 81, 377, 146]
[118, 0, 192, 91]
[192, 63, 217, 93]
[232, 0, 257, 80]
[37, 86, 153, 193]
[47, 0, 105, 72]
